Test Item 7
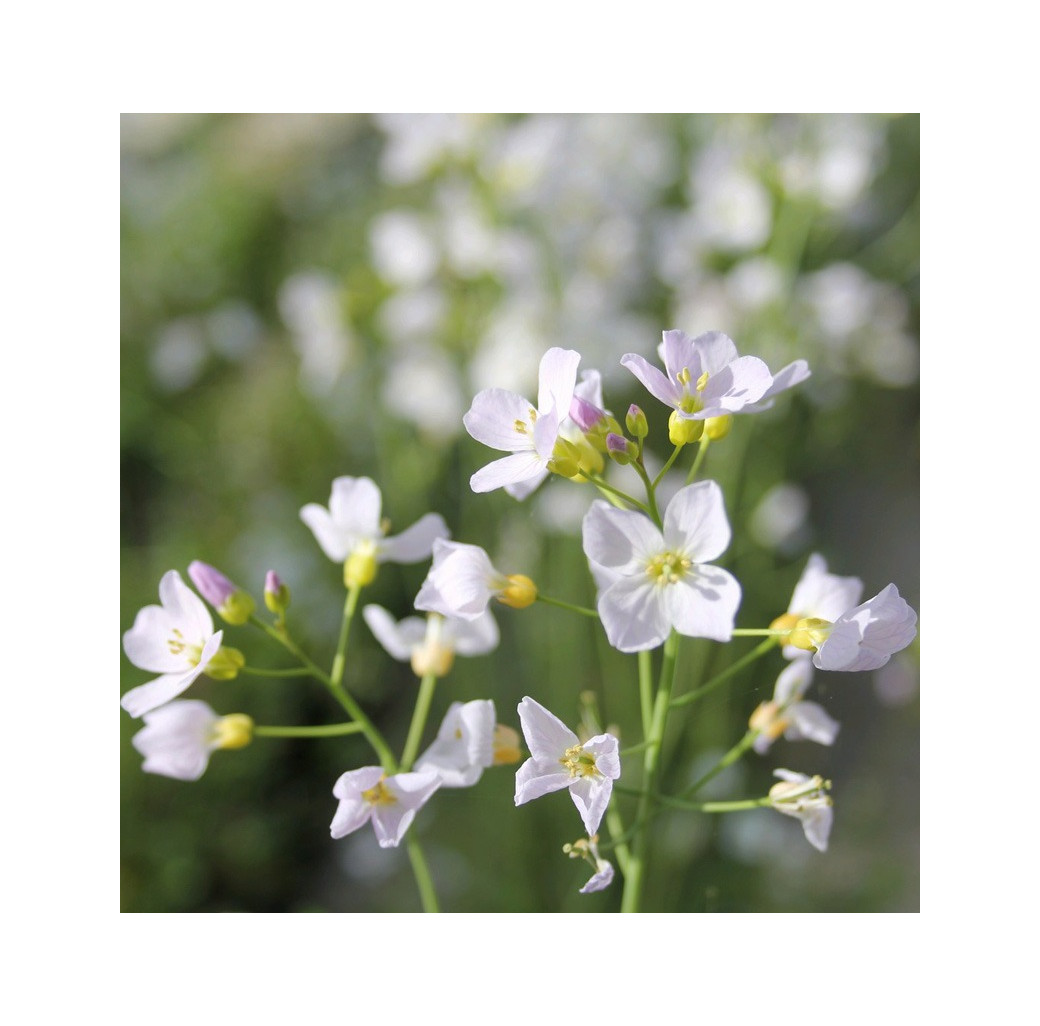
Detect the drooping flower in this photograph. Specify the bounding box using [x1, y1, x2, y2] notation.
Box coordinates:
[621, 329, 809, 422]
[131, 700, 253, 781]
[768, 769, 834, 852]
[300, 476, 449, 588]
[414, 539, 536, 620]
[414, 699, 520, 787]
[362, 605, 499, 678]
[563, 835, 616, 895]
[776, 552, 863, 660]
[749, 659, 840, 754]
[582, 480, 741, 652]
[188, 560, 256, 625]
[121, 570, 227, 718]
[463, 346, 581, 494]
[329, 767, 441, 848]
[514, 696, 621, 836]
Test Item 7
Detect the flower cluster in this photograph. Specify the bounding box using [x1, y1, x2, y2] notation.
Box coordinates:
[122, 326, 917, 911]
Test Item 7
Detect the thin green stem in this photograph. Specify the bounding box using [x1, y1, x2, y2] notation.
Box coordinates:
[680, 729, 761, 798]
[249, 615, 334, 686]
[671, 638, 778, 709]
[577, 471, 651, 514]
[253, 722, 365, 738]
[652, 445, 684, 489]
[604, 801, 632, 877]
[631, 460, 662, 529]
[620, 630, 679, 913]
[405, 834, 440, 913]
[240, 666, 314, 678]
[399, 672, 438, 772]
[685, 435, 711, 484]
[536, 594, 599, 618]
[638, 649, 653, 738]
[731, 628, 788, 637]
[331, 584, 361, 687]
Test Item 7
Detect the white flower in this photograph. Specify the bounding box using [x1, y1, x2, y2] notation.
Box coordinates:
[621, 329, 809, 422]
[131, 700, 253, 781]
[362, 605, 499, 678]
[414, 700, 496, 787]
[749, 660, 840, 754]
[514, 696, 620, 836]
[300, 476, 448, 587]
[781, 556, 917, 672]
[463, 346, 581, 494]
[565, 835, 616, 895]
[582, 480, 741, 652]
[768, 769, 833, 852]
[330, 767, 441, 848]
[121, 570, 225, 718]
[414, 539, 536, 620]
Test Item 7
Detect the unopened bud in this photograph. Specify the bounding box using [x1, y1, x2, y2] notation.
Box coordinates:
[548, 437, 582, 479]
[705, 414, 733, 441]
[569, 395, 607, 433]
[626, 404, 649, 439]
[188, 560, 256, 626]
[205, 645, 246, 681]
[606, 432, 638, 466]
[668, 410, 704, 446]
[498, 574, 537, 609]
[264, 570, 291, 614]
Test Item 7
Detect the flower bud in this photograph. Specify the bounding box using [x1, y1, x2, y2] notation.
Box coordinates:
[606, 432, 638, 466]
[205, 645, 246, 680]
[211, 713, 254, 750]
[668, 410, 704, 446]
[626, 404, 649, 439]
[498, 574, 537, 609]
[548, 437, 583, 479]
[788, 617, 832, 652]
[344, 541, 379, 589]
[188, 560, 256, 626]
[705, 414, 733, 440]
[569, 395, 607, 433]
[492, 724, 523, 765]
[264, 570, 291, 614]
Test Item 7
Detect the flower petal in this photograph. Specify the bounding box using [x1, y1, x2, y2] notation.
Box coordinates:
[568, 775, 613, 835]
[788, 553, 863, 622]
[536, 347, 581, 420]
[659, 329, 706, 382]
[696, 356, 773, 417]
[504, 468, 548, 501]
[328, 477, 382, 538]
[517, 696, 579, 760]
[686, 331, 739, 376]
[131, 700, 219, 781]
[362, 605, 426, 661]
[463, 388, 538, 452]
[120, 631, 223, 718]
[379, 512, 449, 563]
[800, 803, 833, 852]
[579, 858, 615, 894]
[786, 701, 841, 746]
[470, 451, 546, 493]
[583, 500, 664, 571]
[620, 352, 681, 409]
[299, 503, 350, 561]
[514, 758, 572, 806]
[414, 540, 499, 620]
[745, 359, 811, 411]
[597, 575, 670, 652]
[446, 610, 500, 656]
[773, 658, 814, 705]
[663, 564, 741, 642]
[122, 571, 214, 673]
[663, 480, 731, 563]
[814, 584, 917, 672]
[330, 799, 372, 840]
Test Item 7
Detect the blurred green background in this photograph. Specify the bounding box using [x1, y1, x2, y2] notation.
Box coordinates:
[120, 113, 919, 913]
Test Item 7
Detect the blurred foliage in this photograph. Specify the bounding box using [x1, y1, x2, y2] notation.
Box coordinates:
[121, 113, 919, 912]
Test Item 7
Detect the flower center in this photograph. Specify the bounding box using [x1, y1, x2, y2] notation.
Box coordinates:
[676, 367, 709, 413]
[513, 407, 538, 435]
[361, 779, 398, 806]
[167, 628, 203, 664]
[646, 551, 691, 586]
[560, 744, 601, 779]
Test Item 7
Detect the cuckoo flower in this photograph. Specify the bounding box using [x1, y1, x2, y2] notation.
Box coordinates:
[778, 553, 863, 660]
[621, 329, 809, 421]
[514, 696, 621, 836]
[414, 699, 521, 787]
[564, 835, 616, 895]
[363, 605, 499, 678]
[768, 769, 834, 852]
[749, 659, 840, 754]
[300, 476, 448, 588]
[329, 767, 441, 848]
[121, 570, 225, 718]
[414, 539, 536, 620]
[582, 480, 741, 652]
[463, 346, 581, 494]
[131, 700, 253, 781]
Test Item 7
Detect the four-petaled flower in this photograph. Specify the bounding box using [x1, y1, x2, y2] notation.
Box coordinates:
[749, 659, 840, 754]
[131, 700, 253, 781]
[363, 605, 499, 678]
[300, 476, 449, 587]
[768, 769, 834, 852]
[582, 480, 741, 652]
[622, 329, 809, 422]
[330, 767, 441, 848]
[514, 696, 621, 835]
[121, 570, 225, 718]
[415, 539, 536, 620]
[463, 347, 581, 494]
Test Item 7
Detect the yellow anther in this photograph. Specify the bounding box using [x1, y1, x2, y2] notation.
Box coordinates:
[498, 574, 537, 609]
[513, 419, 529, 434]
[677, 367, 692, 385]
[560, 743, 601, 779]
[211, 713, 254, 750]
[696, 371, 710, 391]
[361, 779, 398, 806]
[646, 551, 691, 586]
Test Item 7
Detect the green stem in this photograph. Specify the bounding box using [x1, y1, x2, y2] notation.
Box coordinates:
[631, 460, 662, 529]
[331, 584, 361, 687]
[685, 435, 711, 484]
[604, 801, 632, 877]
[620, 630, 679, 913]
[240, 666, 314, 678]
[536, 594, 599, 618]
[681, 729, 761, 798]
[253, 722, 365, 738]
[652, 445, 684, 489]
[578, 471, 651, 514]
[405, 834, 440, 913]
[399, 672, 438, 772]
[671, 638, 778, 709]
[731, 628, 788, 637]
[638, 649, 653, 738]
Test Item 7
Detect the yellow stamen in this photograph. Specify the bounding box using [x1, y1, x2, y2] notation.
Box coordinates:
[646, 551, 691, 586]
[560, 743, 601, 779]
[361, 779, 398, 806]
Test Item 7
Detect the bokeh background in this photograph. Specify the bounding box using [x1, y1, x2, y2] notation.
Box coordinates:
[120, 113, 919, 913]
